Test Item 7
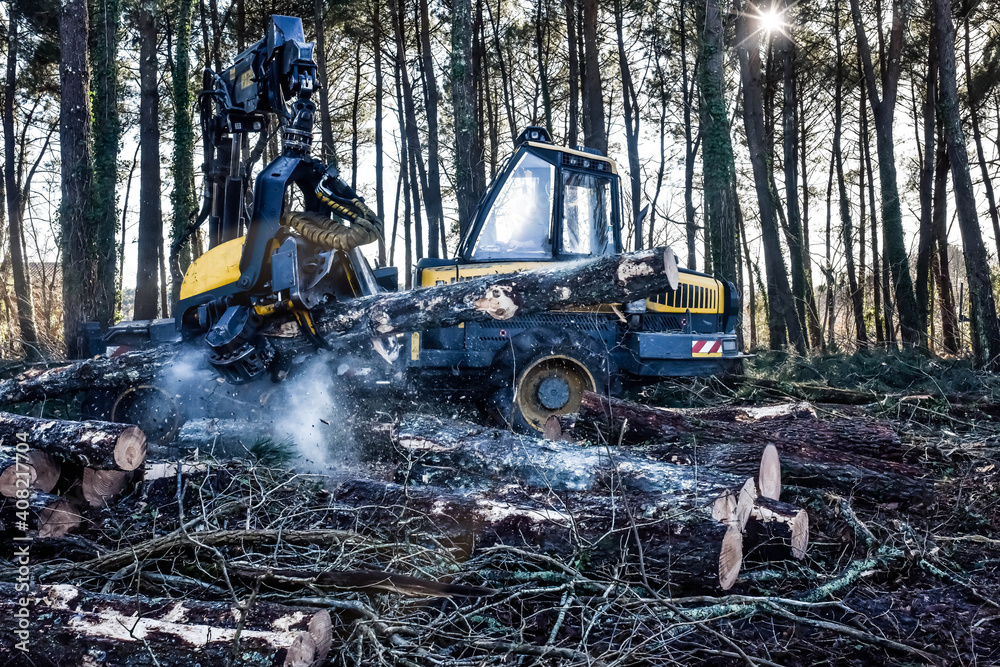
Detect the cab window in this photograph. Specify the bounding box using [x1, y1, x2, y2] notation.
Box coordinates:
[473, 152, 555, 259]
[562, 171, 613, 255]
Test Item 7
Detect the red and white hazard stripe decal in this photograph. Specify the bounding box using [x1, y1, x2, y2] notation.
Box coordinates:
[691, 339, 723, 357]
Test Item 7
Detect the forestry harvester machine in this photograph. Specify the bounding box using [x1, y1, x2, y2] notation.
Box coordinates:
[85, 15, 747, 435]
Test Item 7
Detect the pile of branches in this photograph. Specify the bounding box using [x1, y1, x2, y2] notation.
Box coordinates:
[1, 387, 997, 665]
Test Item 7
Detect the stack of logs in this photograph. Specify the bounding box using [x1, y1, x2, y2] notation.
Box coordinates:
[0, 412, 147, 537]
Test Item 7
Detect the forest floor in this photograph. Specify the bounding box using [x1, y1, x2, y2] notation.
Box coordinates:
[3, 349, 999, 666]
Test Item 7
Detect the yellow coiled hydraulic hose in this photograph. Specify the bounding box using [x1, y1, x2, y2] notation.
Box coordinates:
[281, 210, 382, 252]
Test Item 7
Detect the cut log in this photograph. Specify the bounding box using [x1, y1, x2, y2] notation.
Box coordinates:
[0, 445, 35, 497]
[0, 412, 146, 471]
[0, 582, 334, 667]
[26, 451, 60, 493]
[719, 525, 743, 590]
[564, 392, 930, 503]
[0, 248, 681, 406]
[394, 413, 743, 494]
[0, 344, 177, 406]
[328, 477, 732, 590]
[751, 495, 810, 560]
[0, 492, 83, 538]
[81, 468, 132, 507]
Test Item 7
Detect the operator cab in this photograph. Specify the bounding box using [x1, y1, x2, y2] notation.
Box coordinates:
[458, 126, 621, 263]
[417, 127, 622, 285]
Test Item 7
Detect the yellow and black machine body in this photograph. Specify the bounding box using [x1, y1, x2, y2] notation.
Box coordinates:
[409, 126, 746, 432]
[87, 15, 392, 385]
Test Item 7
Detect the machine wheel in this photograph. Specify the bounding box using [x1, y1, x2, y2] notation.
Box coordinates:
[487, 328, 611, 433]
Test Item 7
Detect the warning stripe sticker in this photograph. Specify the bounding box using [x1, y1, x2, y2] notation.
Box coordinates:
[691, 340, 723, 357]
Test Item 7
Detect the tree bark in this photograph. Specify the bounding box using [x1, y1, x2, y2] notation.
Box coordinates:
[778, 7, 822, 349]
[452, 0, 482, 238]
[60, 0, 97, 359]
[964, 16, 1000, 264]
[418, 0, 445, 258]
[933, 0, 1000, 368]
[3, 14, 40, 361]
[734, 2, 803, 351]
[697, 0, 738, 286]
[134, 0, 162, 320]
[89, 0, 121, 327]
[314, 0, 336, 166]
[565, 0, 580, 146]
[849, 0, 922, 347]
[614, 0, 642, 249]
[932, 132, 958, 354]
[834, 0, 866, 346]
[0, 412, 146, 471]
[373, 0, 386, 265]
[916, 19, 937, 349]
[580, 0, 606, 154]
[169, 0, 196, 304]
[561, 392, 931, 504]
[0, 583, 329, 666]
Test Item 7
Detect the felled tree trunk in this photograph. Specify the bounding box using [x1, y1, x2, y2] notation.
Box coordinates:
[0, 412, 146, 471]
[0, 248, 680, 405]
[307, 246, 680, 343]
[394, 413, 743, 494]
[0, 582, 333, 667]
[562, 392, 929, 504]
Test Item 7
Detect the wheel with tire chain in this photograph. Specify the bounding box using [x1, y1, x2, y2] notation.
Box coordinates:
[487, 327, 612, 433]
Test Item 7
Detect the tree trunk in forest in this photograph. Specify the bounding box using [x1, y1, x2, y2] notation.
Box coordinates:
[916, 25, 937, 349]
[580, 0, 606, 154]
[778, 12, 821, 350]
[932, 133, 958, 354]
[734, 2, 803, 351]
[739, 211, 760, 348]
[169, 0, 196, 306]
[452, 0, 482, 239]
[679, 0, 698, 270]
[60, 0, 97, 359]
[418, 0, 445, 258]
[963, 16, 1000, 264]
[534, 0, 553, 136]
[373, 2, 386, 265]
[314, 0, 336, 166]
[933, 0, 1000, 368]
[565, 0, 580, 147]
[90, 0, 121, 327]
[849, 0, 922, 347]
[860, 83, 886, 344]
[390, 0, 427, 261]
[134, 0, 162, 321]
[614, 0, 642, 249]
[697, 0, 738, 286]
[3, 15, 40, 361]
[834, 0, 866, 346]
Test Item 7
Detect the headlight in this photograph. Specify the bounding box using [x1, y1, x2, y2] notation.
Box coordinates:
[722, 340, 738, 352]
[625, 299, 647, 314]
